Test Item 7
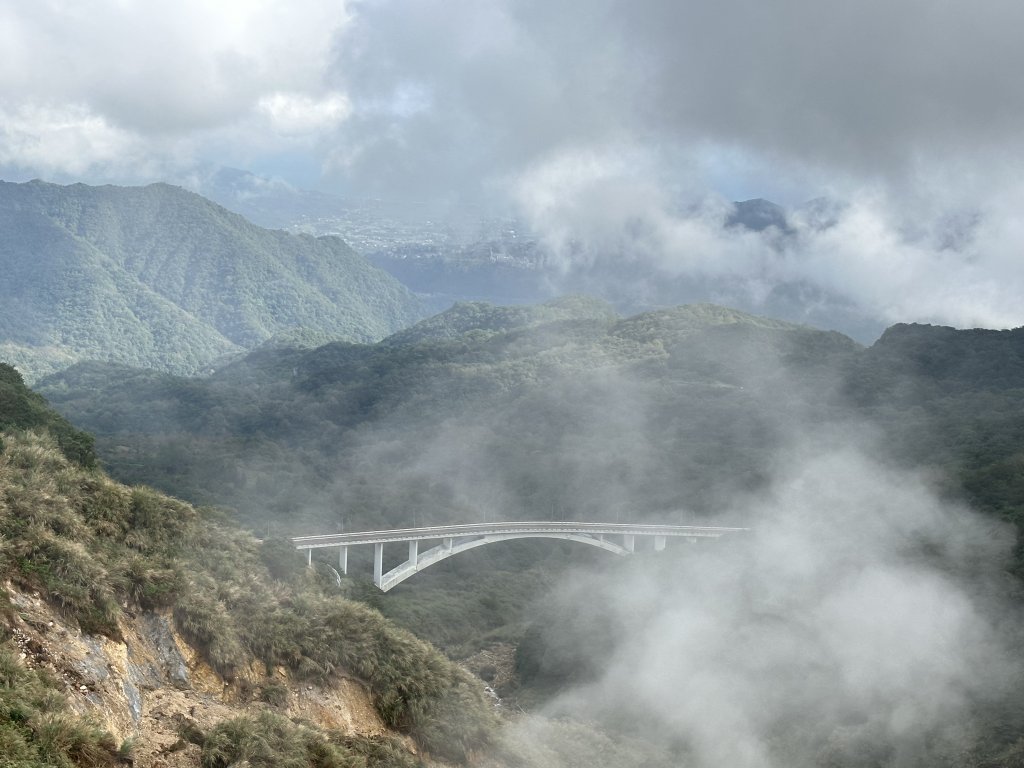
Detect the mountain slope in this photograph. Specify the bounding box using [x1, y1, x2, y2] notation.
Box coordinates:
[384, 295, 618, 345]
[39, 302, 1024, 565]
[26, 304, 1024, 768]
[38, 301, 863, 535]
[0, 370, 497, 766]
[0, 180, 424, 381]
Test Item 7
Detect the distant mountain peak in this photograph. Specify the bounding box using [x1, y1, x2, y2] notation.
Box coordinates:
[0, 178, 424, 381]
[726, 198, 792, 233]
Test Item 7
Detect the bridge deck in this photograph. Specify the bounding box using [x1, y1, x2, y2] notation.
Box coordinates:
[292, 521, 747, 549]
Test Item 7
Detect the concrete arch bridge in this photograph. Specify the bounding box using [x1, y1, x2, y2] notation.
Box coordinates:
[292, 521, 747, 592]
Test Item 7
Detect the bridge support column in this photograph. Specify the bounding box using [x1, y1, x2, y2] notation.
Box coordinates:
[443, 537, 453, 551]
[374, 543, 383, 587]
[339, 546, 348, 574]
[408, 540, 418, 565]
[654, 535, 666, 552]
[623, 535, 635, 553]
[306, 549, 312, 568]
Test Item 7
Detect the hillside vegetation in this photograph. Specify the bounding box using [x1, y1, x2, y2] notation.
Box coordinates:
[37, 300, 859, 533]
[22, 301, 1024, 766]
[42, 303, 1024, 551]
[0, 180, 423, 382]
[35, 302, 1024, 667]
[0, 363, 496, 766]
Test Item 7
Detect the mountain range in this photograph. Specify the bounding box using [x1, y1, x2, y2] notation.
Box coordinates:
[36, 299, 1024, 560]
[0, 179, 424, 381]
[34, 299, 867, 533]
[12, 291, 1024, 766]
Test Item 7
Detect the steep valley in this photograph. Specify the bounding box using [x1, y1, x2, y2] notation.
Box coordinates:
[7, 297, 1024, 766]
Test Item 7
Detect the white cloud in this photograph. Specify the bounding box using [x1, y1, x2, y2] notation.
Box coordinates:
[4, 0, 1024, 333]
[0, 101, 143, 176]
[0, 0, 351, 175]
[542, 441, 1014, 767]
[258, 91, 351, 137]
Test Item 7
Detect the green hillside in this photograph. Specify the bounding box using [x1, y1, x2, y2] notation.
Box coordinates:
[0, 180, 423, 382]
[37, 301, 1024, 628]
[0, 363, 95, 467]
[28, 301, 1024, 766]
[46, 301, 1024, 560]
[37, 301, 862, 535]
[383, 295, 618, 345]
[0, 361, 495, 766]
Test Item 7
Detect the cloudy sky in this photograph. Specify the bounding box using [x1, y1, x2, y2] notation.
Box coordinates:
[2, 0, 1024, 333]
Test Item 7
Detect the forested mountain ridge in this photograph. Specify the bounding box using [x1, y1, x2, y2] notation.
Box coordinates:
[37, 301, 1024, 554]
[24, 304, 1024, 767]
[0, 180, 424, 382]
[382, 295, 619, 346]
[38, 300, 863, 532]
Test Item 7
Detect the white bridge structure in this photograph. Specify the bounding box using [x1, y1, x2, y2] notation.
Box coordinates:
[292, 521, 748, 592]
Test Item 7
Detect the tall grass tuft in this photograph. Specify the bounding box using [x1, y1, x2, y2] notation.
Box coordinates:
[0, 643, 119, 767]
[200, 712, 362, 768]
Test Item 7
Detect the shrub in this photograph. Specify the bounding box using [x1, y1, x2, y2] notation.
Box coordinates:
[200, 712, 361, 768]
[260, 682, 290, 707]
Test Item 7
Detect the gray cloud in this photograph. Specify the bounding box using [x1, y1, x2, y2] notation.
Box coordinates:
[5, 0, 1023, 192]
[312, 0, 1024, 334]
[0, 0, 350, 178]
[327, 0, 1024, 196]
[4, 1, 1024, 331]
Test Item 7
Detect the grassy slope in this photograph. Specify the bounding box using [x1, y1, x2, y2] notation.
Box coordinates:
[0, 638, 121, 768]
[0, 366, 496, 766]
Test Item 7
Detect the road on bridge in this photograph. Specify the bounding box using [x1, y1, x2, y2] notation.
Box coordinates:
[292, 521, 748, 591]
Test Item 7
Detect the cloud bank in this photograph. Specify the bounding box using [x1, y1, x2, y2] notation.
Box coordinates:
[0, 0, 351, 177]
[521, 439, 1017, 767]
[3, 0, 1024, 332]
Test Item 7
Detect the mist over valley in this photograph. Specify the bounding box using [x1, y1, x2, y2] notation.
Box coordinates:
[32, 280, 1024, 765]
[4, 1, 1024, 765]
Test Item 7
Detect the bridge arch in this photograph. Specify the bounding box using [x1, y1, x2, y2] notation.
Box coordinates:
[376, 531, 632, 591]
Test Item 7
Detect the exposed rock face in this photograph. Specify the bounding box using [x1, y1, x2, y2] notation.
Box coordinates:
[5, 584, 389, 767]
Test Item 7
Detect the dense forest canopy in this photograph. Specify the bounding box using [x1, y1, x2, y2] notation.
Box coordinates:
[38, 300, 1024, 564]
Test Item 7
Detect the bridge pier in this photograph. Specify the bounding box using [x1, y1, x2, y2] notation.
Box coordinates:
[306, 549, 312, 568]
[408, 540, 418, 564]
[654, 535, 666, 552]
[339, 546, 348, 574]
[623, 534, 635, 553]
[374, 543, 384, 587]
